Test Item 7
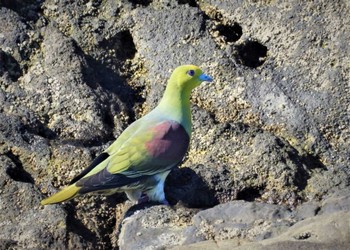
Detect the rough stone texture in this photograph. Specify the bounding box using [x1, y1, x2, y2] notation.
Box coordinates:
[119, 193, 350, 250]
[0, 155, 86, 249]
[0, 0, 349, 249]
[172, 211, 350, 250]
[117, 204, 199, 250]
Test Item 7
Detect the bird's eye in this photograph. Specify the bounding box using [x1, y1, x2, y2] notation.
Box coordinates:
[187, 70, 195, 76]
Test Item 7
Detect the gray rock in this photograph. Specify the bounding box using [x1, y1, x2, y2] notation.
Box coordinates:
[118, 200, 289, 249]
[173, 211, 350, 250]
[318, 192, 350, 215]
[0, 0, 349, 249]
[188, 201, 294, 243]
[0, 155, 86, 249]
[120, 194, 350, 249]
[195, 0, 350, 197]
[0, 8, 28, 64]
[118, 204, 199, 250]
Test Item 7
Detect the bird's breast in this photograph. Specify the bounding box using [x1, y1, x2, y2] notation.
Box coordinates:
[145, 120, 190, 161]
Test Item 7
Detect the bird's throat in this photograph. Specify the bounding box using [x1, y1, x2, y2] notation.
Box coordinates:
[157, 85, 192, 135]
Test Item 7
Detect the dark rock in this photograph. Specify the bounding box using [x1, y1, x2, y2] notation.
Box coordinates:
[165, 162, 237, 208]
[0, 7, 29, 63]
[0, 155, 87, 249]
[0, 0, 349, 249]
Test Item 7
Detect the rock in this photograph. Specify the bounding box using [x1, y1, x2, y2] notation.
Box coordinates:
[188, 201, 294, 244]
[317, 192, 350, 215]
[120, 194, 350, 249]
[118, 204, 199, 250]
[165, 164, 233, 207]
[0, 3, 131, 249]
[0, 0, 349, 249]
[0, 7, 29, 65]
[0, 155, 87, 249]
[183, 106, 319, 206]
[173, 211, 350, 250]
[193, 0, 350, 201]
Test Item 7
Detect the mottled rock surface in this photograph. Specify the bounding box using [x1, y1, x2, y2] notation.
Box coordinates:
[173, 209, 350, 250]
[119, 193, 350, 250]
[0, 0, 349, 249]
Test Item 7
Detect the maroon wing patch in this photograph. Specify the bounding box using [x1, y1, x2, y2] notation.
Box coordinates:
[145, 120, 190, 163]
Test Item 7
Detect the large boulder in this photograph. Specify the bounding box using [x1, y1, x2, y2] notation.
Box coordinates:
[0, 0, 349, 249]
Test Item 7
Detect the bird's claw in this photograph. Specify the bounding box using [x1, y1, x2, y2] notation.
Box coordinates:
[161, 199, 169, 205]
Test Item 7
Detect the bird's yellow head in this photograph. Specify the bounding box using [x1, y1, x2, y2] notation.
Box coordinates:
[158, 65, 213, 131]
[170, 65, 213, 93]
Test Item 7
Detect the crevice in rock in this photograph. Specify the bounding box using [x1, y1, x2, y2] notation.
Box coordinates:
[65, 198, 118, 249]
[236, 186, 263, 201]
[128, 0, 152, 7]
[314, 206, 321, 215]
[165, 166, 220, 208]
[235, 40, 268, 68]
[22, 118, 57, 140]
[5, 151, 34, 184]
[82, 53, 144, 127]
[201, 7, 242, 45]
[293, 232, 312, 240]
[0, 49, 22, 81]
[177, 0, 198, 7]
[300, 154, 327, 171]
[99, 30, 137, 64]
[215, 23, 243, 43]
[65, 204, 97, 248]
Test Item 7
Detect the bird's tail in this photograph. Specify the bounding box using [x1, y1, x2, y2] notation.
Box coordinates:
[41, 184, 81, 205]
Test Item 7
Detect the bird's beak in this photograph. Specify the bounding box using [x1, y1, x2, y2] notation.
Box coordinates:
[199, 73, 213, 82]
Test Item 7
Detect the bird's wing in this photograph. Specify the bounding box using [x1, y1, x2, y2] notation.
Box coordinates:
[75, 120, 190, 193]
[67, 119, 143, 184]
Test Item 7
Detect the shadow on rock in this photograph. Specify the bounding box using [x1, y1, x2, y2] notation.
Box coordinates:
[0, 239, 18, 250]
[5, 151, 34, 184]
[82, 53, 144, 124]
[0, 49, 22, 81]
[0, 0, 44, 21]
[64, 195, 122, 249]
[165, 166, 220, 208]
[286, 144, 328, 191]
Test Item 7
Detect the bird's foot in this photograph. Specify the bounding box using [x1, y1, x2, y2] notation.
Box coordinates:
[161, 199, 169, 205]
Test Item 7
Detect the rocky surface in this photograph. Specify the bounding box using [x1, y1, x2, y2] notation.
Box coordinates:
[119, 192, 350, 250]
[0, 0, 349, 249]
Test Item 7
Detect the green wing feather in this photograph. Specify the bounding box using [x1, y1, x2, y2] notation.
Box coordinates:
[81, 118, 173, 181]
[107, 123, 174, 177]
[81, 119, 146, 178]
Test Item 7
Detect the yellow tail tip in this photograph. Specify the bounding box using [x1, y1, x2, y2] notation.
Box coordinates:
[41, 184, 80, 205]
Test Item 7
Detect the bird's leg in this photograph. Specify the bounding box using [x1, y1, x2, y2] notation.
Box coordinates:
[125, 190, 142, 203]
[137, 194, 150, 204]
[144, 170, 171, 205]
[161, 199, 169, 205]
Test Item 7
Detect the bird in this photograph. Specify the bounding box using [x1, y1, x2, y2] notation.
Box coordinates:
[41, 65, 213, 205]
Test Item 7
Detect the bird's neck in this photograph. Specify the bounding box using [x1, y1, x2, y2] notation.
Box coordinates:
[157, 84, 192, 135]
